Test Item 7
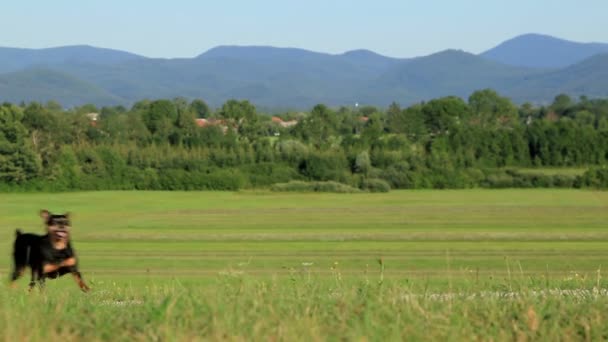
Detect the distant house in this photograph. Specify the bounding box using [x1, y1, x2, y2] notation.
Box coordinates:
[86, 112, 99, 121]
[195, 118, 208, 127]
[86, 112, 99, 127]
[358, 116, 369, 123]
[195, 118, 226, 127]
[271, 116, 298, 128]
[194, 118, 229, 133]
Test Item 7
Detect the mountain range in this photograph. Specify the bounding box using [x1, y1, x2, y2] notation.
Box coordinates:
[0, 33, 607, 109]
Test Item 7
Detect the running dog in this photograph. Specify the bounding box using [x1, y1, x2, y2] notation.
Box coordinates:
[10, 210, 90, 292]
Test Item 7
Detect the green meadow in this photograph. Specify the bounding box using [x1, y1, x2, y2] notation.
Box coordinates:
[1, 190, 608, 340]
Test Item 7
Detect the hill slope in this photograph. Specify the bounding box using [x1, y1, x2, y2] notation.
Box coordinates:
[365, 50, 538, 103]
[481, 33, 608, 69]
[505, 53, 608, 103]
[0, 68, 125, 106]
[0, 45, 144, 73]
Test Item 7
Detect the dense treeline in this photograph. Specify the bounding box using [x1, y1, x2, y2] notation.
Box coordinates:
[1, 90, 608, 192]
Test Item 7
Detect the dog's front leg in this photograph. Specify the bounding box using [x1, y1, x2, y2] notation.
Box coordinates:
[60, 258, 90, 292]
[72, 271, 90, 292]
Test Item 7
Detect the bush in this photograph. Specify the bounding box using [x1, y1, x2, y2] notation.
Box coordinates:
[529, 174, 554, 188]
[353, 151, 371, 174]
[270, 181, 360, 193]
[157, 168, 247, 190]
[197, 168, 248, 190]
[463, 168, 485, 185]
[485, 169, 580, 189]
[299, 151, 348, 181]
[361, 178, 391, 192]
[380, 162, 418, 189]
[275, 140, 309, 165]
[240, 163, 300, 187]
[484, 172, 514, 188]
[580, 167, 608, 189]
[552, 174, 576, 188]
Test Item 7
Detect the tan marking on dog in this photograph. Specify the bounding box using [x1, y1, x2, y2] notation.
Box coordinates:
[51, 239, 68, 250]
[61, 257, 77, 267]
[43, 263, 60, 274]
[42, 257, 77, 274]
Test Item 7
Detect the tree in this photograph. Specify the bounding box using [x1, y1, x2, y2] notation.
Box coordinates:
[550, 94, 573, 116]
[295, 104, 339, 148]
[354, 151, 371, 175]
[75, 104, 99, 115]
[468, 89, 518, 128]
[189, 99, 210, 118]
[519, 102, 537, 123]
[22, 102, 57, 155]
[357, 105, 379, 117]
[574, 110, 595, 128]
[361, 112, 384, 144]
[217, 99, 259, 138]
[401, 104, 427, 139]
[172, 106, 197, 146]
[423, 96, 469, 134]
[142, 99, 178, 141]
[386, 102, 408, 134]
[45, 100, 63, 113]
[0, 104, 41, 183]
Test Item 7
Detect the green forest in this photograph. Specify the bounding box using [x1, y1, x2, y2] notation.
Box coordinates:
[1, 89, 608, 192]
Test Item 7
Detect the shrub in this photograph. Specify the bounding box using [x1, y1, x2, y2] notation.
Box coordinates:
[270, 181, 360, 193]
[380, 162, 416, 189]
[240, 163, 300, 187]
[529, 174, 554, 188]
[299, 151, 348, 181]
[552, 174, 576, 188]
[484, 172, 514, 188]
[361, 178, 391, 193]
[354, 151, 371, 175]
[157, 168, 247, 191]
[580, 167, 608, 189]
[197, 168, 248, 190]
[275, 140, 309, 165]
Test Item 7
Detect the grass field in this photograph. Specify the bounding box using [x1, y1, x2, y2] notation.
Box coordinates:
[1, 190, 607, 340]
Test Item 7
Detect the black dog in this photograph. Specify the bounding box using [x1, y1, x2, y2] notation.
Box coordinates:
[10, 210, 90, 292]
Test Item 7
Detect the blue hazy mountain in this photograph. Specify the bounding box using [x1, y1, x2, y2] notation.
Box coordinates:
[0, 34, 607, 108]
[481, 33, 608, 69]
[0, 45, 144, 73]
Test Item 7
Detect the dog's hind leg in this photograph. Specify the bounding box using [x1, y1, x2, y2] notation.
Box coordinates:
[28, 269, 37, 292]
[10, 230, 28, 288]
[9, 267, 25, 288]
[28, 268, 46, 292]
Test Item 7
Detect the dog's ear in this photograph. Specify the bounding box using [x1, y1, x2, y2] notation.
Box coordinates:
[40, 209, 50, 222]
[64, 212, 71, 221]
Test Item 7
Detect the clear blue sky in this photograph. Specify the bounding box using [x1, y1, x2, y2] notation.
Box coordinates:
[1, 0, 606, 58]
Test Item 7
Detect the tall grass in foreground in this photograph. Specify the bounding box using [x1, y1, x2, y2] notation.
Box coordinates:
[2, 272, 608, 341]
[1, 190, 607, 340]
